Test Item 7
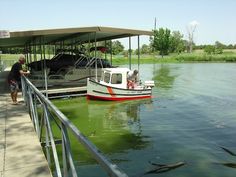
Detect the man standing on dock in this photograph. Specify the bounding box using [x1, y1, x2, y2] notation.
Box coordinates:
[8, 55, 30, 104]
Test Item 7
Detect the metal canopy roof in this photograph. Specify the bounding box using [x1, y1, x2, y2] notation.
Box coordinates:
[0, 26, 153, 48]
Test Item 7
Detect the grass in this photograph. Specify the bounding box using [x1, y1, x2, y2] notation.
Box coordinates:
[111, 56, 177, 65]
[172, 52, 236, 62]
[1, 51, 236, 67]
[111, 52, 236, 65]
[0, 54, 19, 60]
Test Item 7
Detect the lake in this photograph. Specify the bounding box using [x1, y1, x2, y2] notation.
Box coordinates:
[53, 63, 236, 177]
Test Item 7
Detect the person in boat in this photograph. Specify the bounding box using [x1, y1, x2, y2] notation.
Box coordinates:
[127, 69, 138, 89]
[8, 55, 30, 104]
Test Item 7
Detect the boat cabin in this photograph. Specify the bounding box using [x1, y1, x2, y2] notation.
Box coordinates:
[99, 68, 131, 89]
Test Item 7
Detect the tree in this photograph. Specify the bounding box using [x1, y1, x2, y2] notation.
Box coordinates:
[187, 21, 199, 53]
[140, 44, 151, 54]
[214, 41, 223, 54]
[215, 47, 223, 54]
[227, 44, 234, 49]
[215, 41, 226, 49]
[152, 28, 171, 57]
[121, 50, 128, 57]
[204, 45, 215, 54]
[149, 36, 155, 52]
[111, 40, 124, 55]
[169, 31, 185, 54]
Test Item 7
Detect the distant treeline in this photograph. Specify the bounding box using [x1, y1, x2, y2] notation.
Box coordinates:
[1, 29, 236, 57]
[195, 42, 236, 50]
[2, 43, 236, 55]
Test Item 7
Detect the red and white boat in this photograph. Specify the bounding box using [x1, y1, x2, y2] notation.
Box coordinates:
[87, 68, 155, 101]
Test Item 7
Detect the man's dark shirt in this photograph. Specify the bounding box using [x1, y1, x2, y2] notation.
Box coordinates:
[8, 62, 22, 82]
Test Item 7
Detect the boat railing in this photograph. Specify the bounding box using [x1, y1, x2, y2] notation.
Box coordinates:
[50, 53, 63, 61]
[85, 57, 95, 68]
[21, 75, 128, 177]
[85, 57, 104, 69]
[74, 55, 89, 67]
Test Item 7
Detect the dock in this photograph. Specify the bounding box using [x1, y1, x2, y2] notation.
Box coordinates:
[0, 94, 52, 177]
[40, 86, 87, 98]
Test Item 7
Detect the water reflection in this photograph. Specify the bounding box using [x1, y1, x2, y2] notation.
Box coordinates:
[86, 99, 154, 152]
[152, 64, 177, 89]
[88, 99, 152, 123]
[54, 98, 153, 164]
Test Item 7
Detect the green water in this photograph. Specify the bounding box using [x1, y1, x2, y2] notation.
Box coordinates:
[53, 63, 236, 177]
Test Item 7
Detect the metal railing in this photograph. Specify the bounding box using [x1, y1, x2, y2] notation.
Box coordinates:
[21, 76, 128, 177]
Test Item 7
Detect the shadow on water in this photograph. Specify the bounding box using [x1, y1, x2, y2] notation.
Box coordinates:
[53, 98, 153, 165]
[152, 64, 177, 89]
[131, 161, 186, 177]
[214, 146, 236, 169]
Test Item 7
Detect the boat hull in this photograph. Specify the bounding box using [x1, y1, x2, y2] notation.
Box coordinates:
[87, 79, 152, 101]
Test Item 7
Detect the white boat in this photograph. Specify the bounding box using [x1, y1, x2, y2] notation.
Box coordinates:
[87, 68, 155, 101]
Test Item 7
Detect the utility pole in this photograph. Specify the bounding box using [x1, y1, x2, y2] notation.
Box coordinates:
[154, 17, 157, 30]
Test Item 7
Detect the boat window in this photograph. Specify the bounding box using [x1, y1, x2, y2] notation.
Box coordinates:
[104, 72, 110, 83]
[111, 74, 122, 84]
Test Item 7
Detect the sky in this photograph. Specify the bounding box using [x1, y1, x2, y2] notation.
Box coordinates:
[1, 0, 236, 48]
